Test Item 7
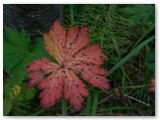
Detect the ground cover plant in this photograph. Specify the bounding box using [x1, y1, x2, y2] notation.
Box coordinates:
[3, 4, 155, 116]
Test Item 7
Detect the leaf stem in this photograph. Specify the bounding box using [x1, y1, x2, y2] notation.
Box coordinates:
[70, 4, 75, 25]
[62, 96, 67, 116]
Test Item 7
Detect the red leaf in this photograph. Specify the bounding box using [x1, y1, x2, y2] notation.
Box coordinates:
[63, 70, 89, 111]
[39, 73, 64, 108]
[71, 64, 109, 90]
[64, 26, 89, 61]
[26, 57, 60, 88]
[26, 19, 109, 111]
[43, 20, 66, 64]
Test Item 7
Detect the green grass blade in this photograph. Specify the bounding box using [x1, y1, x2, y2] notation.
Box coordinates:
[32, 109, 45, 116]
[132, 24, 155, 49]
[106, 35, 155, 77]
[91, 91, 99, 116]
[85, 95, 92, 116]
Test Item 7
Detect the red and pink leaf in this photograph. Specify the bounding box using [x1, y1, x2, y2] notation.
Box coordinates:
[66, 45, 107, 66]
[39, 74, 63, 108]
[26, 57, 60, 88]
[64, 26, 89, 61]
[26, 19, 109, 111]
[43, 20, 66, 64]
[71, 64, 109, 90]
[63, 70, 89, 111]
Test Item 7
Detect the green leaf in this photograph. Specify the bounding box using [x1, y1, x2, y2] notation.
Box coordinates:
[4, 27, 55, 84]
[124, 5, 155, 25]
[20, 87, 37, 101]
[32, 39, 56, 62]
[3, 27, 58, 104]
[4, 27, 30, 71]
[4, 27, 29, 48]
[4, 42, 25, 71]
[11, 54, 34, 83]
[3, 98, 13, 116]
[4, 79, 11, 94]
[3, 27, 60, 115]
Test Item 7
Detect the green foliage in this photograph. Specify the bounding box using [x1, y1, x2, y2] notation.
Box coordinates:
[3, 27, 54, 115]
[3, 98, 13, 116]
[3, 77, 37, 115]
[146, 50, 155, 72]
[124, 5, 155, 27]
[91, 91, 99, 116]
[4, 28, 30, 71]
[73, 6, 137, 93]
[4, 27, 29, 48]
[19, 86, 37, 101]
[4, 27, 32, 83]
[3, 4, 155, 116]
[106, 36, 155, 77]
[72, 4, 154, 116]
[32, 39, 56, 62]
[85, 95, 92, 116]
[76, 5, 134, 58]
[4, 27, 55, 82]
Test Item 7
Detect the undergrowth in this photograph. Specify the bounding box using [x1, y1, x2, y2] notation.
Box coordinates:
[3, 4, 155, 116]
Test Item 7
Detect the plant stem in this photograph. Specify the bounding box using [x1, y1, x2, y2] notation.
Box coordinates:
[70, 4, 74, 25]
[62, 96, 67, 116]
